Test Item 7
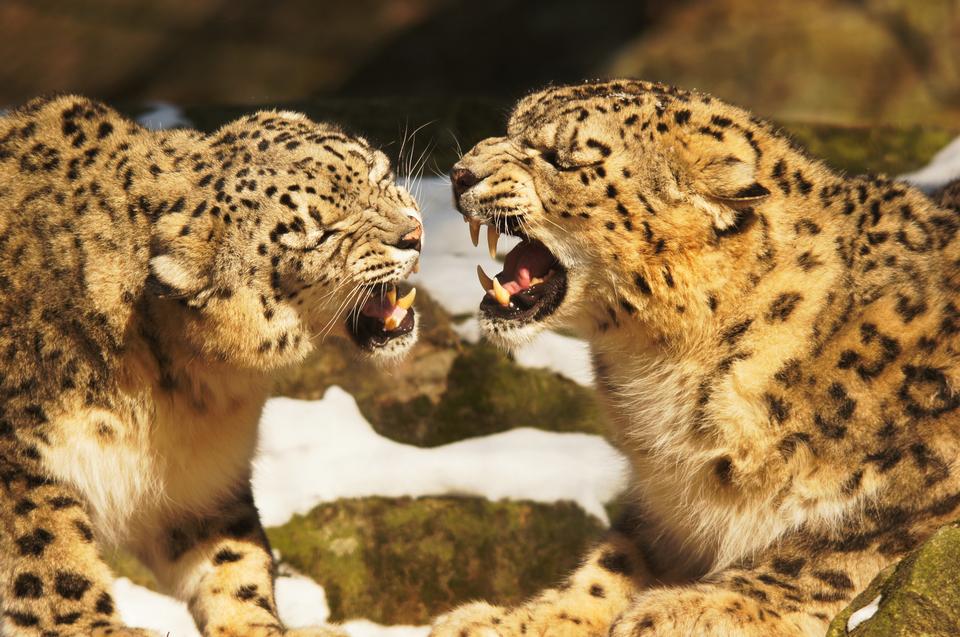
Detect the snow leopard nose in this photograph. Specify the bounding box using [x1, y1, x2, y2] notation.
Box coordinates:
[393, 219, 422, 252]
[451, 167, 479, 199]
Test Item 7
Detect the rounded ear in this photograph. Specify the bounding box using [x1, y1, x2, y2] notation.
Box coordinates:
[146, 253, 209, 300]
[698, 155, 770, 203]
[679, 138, 769, 232]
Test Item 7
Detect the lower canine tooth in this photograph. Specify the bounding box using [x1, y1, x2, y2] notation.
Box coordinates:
[387, 286, 397, 306]
[477, 265, 493, 291]
[492, 277, 511, 307]
[384, 315, 400, 331]
[487, 225, 500, 259]
[469, 219, 481, 247]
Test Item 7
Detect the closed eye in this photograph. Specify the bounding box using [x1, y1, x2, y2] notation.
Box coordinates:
[540, 149, 562, 169]
[281, 229, 338, 251]
[537, 148, 601, 171]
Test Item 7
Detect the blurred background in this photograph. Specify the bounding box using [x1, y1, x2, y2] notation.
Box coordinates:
[3, 1, 959, 635]
[2, 0, 958, 162]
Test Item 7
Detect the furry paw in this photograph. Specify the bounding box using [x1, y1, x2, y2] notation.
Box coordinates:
[430, 602, 507, 637]
[283, 626, 349, 637]
[90, 627, 162, 637]
[608, 587, 804, 637]
[201, 624, 347, 637]
[431, 599, 608, 637]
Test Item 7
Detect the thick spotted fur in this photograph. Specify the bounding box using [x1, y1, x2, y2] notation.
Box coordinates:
[436, 80, 960, 636]
[0, 96, 420, 636]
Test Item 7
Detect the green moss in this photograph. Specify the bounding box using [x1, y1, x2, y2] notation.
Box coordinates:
[104, 548, 160, 591]
[781, 122, 957, 177]
[426, 342, 605, 443]
[828, 521, 960, 636]
[267, 496, 604, 624]
[274, 290, 605, 446]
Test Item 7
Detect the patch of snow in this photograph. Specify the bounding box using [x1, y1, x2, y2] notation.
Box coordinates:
[254, 387, 627, 527]
[901, 135, 960, 193]
[513, 331, 595, 386]
[846, 594, 882, 632]
[136, 102, 192, 131]
[275, 572, 331, 627]
[411, 177, 594, 385]
[114, 577, 199, 637]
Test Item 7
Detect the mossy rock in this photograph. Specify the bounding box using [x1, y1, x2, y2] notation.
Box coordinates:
[274, 289, 606, 446]
[608, 0, 960, 128]
[828, 520, 960, 636]
[782, 123, 956, 178]
[278, 339, 606, 446]
[267, 496, 604, 624]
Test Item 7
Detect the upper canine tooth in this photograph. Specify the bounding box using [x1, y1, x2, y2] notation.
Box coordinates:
[477, 265, 493, 291]
[387, 286, 397, 306]
[469, 219, 481, 247]
[492, 277, 510, 307]
[396, 287, 416, 310]
[487, 226, 500, 259]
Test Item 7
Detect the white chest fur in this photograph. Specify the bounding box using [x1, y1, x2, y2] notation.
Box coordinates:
[44, 362, 268, 548]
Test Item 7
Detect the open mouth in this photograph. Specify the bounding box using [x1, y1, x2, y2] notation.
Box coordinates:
[347, 283, 417, 350]
[466, 216, 568, 323]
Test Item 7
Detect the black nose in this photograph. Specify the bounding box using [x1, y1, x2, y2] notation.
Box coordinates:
[392, 219, 423, 251]
[451, 168, 479, 198]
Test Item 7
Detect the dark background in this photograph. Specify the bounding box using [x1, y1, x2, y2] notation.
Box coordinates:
[2, 0, 957, 126]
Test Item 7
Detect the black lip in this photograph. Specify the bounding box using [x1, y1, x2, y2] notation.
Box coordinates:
[480, 267, 568, 323]
[459, 211, 567, 323]
[346, 283, 416, 350]
[347, 308, 415, 349]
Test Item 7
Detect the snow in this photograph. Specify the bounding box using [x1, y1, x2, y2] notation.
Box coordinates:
[847, 594, 882, 632]
[901, 135, 960, 193]
[136, 102, 193, 131]
[275, 573, 331, 626]
[513, 330, 595, 386]
[410, 177, 594, 385]
[114, 577, 199, 636]
[253, 387, 628, 527]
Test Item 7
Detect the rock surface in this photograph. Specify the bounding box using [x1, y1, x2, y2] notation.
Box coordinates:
[268, 496, 604, 624]
[274, 289, 606, 446]
[828, 521, 960, 637]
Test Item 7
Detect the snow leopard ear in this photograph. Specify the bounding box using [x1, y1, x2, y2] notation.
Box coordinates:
[146, 253, 209, 300]
[688, 152, 769, 233]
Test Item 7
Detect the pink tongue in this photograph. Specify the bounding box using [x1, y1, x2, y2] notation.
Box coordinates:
[499, 242, 555, 295]
[503, 268, 531, 295]
[360, 295, 408, 329]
